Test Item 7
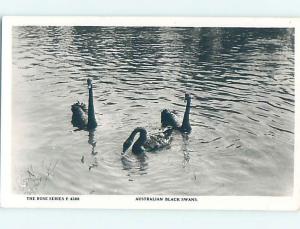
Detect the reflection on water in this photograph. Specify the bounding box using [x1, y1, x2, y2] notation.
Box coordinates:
[121, 154, 149, 180]
[182, 134, 190, 168]
[12, 26, 294, 196]
[88, 130, 98, 156]
[86, 130, 99, 171]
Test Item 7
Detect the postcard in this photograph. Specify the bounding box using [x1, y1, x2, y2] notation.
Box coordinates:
[1, 16, 299, 210]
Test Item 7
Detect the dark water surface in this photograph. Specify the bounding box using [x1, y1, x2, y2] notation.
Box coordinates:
[12, 26, 294, 195]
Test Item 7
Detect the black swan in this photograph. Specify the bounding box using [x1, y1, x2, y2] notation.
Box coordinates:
[71, 79, 97, 130]
[161, 93, 192, 133]
[122, 127, 173, 155]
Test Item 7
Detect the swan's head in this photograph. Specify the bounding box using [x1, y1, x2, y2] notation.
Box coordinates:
[87, 78, 92, 89]
[184, 93, 192, 102]
[123, 138, 133, 153]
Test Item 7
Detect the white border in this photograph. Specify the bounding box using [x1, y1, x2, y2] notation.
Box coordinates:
[1, 16, 300, 210]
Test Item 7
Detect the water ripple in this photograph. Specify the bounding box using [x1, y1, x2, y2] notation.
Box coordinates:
[12, 26, 294, 196]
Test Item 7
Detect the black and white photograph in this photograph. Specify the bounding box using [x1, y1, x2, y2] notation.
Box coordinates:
[1, 17, 299, 209]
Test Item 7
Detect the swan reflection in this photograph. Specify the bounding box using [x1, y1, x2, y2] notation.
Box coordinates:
[121, 153, 148, 178]
[87, 130, 99, 171]
[182, 133, 190, 167]
[88, 130, 98, 156]
[78, 130, 99, 171]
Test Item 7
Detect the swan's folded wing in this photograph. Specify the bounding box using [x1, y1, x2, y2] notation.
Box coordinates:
[145, 133, 172, 151]
[71, 102, 88, 129]
[161, 109, 181, 129]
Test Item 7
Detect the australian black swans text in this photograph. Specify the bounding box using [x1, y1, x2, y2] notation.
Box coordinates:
[136, 196, 198, 202]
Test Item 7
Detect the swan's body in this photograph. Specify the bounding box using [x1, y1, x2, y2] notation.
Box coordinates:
[122, 127, 173, 154]
[71, 79, 97, 130]
[161, 93, 192, 133]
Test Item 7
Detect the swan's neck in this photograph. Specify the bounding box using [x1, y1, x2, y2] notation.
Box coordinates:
[87, 85, 97, 130]
[181, 99, 191, 133]
[131, 127, 148, 154]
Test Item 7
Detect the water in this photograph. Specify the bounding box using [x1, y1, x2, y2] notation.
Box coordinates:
[12, 26, 294, 196]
